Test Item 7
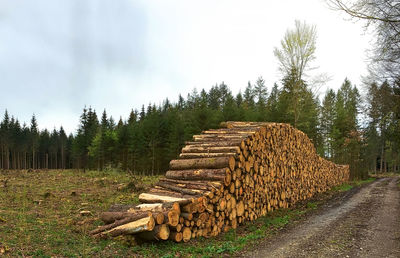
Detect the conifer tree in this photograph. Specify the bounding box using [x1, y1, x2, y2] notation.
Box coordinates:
[254, 76, 268, 121]
[30, 114, 39, 169]
[320, 89, 336, 158]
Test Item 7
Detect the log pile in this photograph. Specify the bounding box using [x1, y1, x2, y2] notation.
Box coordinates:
[90, 122, 349, 242]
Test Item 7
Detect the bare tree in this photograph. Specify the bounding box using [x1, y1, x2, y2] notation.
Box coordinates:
[327, 0, 400, 83]
[274, 20, 320, 127]
[274, 20, 317, 82]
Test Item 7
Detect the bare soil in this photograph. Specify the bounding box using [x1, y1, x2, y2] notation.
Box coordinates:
[242, 177, 400, 258]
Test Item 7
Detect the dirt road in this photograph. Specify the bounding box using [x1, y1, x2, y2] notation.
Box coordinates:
[243, 177, 400, 258]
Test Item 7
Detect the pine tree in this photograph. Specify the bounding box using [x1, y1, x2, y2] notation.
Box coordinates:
[0, 110, 10, 169]
[277, 68, 320, 149]
[320, 89, 336, 158]
[254, 76, 268, 121]
[266, 83, 280, 122]
[243, 81, 256, 121]
[73, 107, 99, 171]
[30, 114, 39, 169]
[59, 126, 67, 169]
[332, 79, 363, 178]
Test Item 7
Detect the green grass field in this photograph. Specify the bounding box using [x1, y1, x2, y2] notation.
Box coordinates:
[0, 169, 374, 257]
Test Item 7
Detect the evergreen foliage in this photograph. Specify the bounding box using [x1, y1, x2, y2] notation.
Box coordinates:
[0, 78, 398, 179]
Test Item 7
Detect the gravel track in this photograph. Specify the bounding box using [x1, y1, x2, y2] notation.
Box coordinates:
[242, 177, 400, 258]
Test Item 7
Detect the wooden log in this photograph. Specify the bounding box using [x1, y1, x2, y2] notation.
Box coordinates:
[182, 202, 199, 213]
[182, 227, 192, 242]
[98, 210, 149, 225]
[193, 135, 247, 141]
[95, 216, 155, 238]
[169, 231, 183, 242]
[168, 210, 180, 227]
[180, 213, 193, 220]
[138, 193, 190, 203]
[149, 188, 202, 199]
[156, 182, 207, 196]
[184, 140, 243, 146]
[179, 152, 237, 159]
[99, 211, 137, 224]
[236, 201, 245, 217]
[90, 212, 151, 235]
[169, 157, 234, 170]
[107, 204, 136, 212]
[153, 212, 166, 225]
[181, 146, 240, 153]
[158, 178, 221, 192]
[165, 169, 226, 181]
[138, 224, 170, 241]
[159, 178, 222, 187]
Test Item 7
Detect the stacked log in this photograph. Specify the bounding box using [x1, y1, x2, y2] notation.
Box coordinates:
[90, 122, 349, 242]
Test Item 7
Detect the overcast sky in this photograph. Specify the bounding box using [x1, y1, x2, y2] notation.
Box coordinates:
[0, 0, 372, 134]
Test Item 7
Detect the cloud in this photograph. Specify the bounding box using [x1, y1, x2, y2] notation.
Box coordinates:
[0, 0, 372, 134]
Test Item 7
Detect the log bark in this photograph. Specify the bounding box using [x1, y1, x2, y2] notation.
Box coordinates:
[98, 211, 149, 225]
[138, 193, 189, 203]
[165, 169, 226, 181]
[184, 140, 243, 146]
[95, 216, 155, 238]
[179, 152, 237, 159]
[181, 146, 240, 153]
[169, 156, 235, 170]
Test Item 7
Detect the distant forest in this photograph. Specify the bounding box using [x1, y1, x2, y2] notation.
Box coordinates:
[0, 77, 399, 179]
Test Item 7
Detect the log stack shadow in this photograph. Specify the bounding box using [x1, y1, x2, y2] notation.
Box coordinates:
[90, 121, 349, 242]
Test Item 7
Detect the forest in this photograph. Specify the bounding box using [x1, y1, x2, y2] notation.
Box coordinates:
[0, 76, 398, 179]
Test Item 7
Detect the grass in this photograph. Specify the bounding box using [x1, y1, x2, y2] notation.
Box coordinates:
[332, 177, 375, 192]
[0, 170, 376, 257]
[0, 169, 160, 257]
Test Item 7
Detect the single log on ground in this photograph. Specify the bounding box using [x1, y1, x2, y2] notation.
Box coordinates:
[90, 212, 152, 236]
[95, 216, 155, 238]
[98, 211, 149, 225]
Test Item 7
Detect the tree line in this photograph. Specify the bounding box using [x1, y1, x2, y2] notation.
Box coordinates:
[0, 77, 398, 178]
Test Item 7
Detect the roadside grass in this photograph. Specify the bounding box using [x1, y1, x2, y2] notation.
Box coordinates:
[332, 177, 375, 192]
[0, 170, 375, 257]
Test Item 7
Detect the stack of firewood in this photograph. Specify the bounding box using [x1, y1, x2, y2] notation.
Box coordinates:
[90, 122, 349, 242]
